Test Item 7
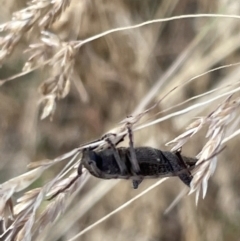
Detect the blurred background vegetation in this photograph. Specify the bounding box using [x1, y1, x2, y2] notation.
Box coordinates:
[1, 0, 240, 240]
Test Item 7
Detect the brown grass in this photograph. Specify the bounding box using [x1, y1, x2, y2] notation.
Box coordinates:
[1, 0, 240, 240]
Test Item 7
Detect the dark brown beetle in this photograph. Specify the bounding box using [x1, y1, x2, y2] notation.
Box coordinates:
[49, 146, 197, 199]
[79, 147, 197, 188]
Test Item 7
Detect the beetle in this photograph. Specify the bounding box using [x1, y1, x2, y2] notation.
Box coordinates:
[79, 146, 197, 188]
[49, 146, 197, 199]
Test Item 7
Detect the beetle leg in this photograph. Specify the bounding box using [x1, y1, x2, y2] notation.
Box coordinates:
[77, 162, 83, 175]
[106, 138, 128, 175]
[127, 125, 140, 174]
[174, 148, 190, 172]
[88, 160, 104, 177]
[174, 148, 193, 186]
[132, 179, 143, 189]
[126, 125, 143, 188]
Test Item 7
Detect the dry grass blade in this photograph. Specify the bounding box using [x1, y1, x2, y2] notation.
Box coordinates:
[0, 13, 240, 81]
[74, 13, 240, 48]
[14, 188, 41, 217]
[192, 110, 240, 202]
[164, 95, 240, 204]
[153, 68, 240, 117]
[0, 0, 71, 64]
[1, 167, 48, 192]
[67, 178, 168, 241]
[166, 117, 206, 151]
[37, 33, 76, 120]
[0, 147, 84, 239]
[0, 167, 48, 221]
[0, 198, 14, 232]
[35, 194, 66, 233]
[46, 172, 79, 199]
[14, 214, 35, 241]
[137, 85, 240, 132]
[33, 170, 89, 240]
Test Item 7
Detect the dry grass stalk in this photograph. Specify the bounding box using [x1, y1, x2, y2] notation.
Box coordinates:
[0, 149, 80, 239]
[1, 1, 240, 240]
[67, 178, 168, 241]
[0, 0, 74, 122]
[0, 0, 71, 64]
[167, 95, 240, 203]
[0, 166, 48, 227]
[37, 32, 76, 120]
[33, 170, 88, 239]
